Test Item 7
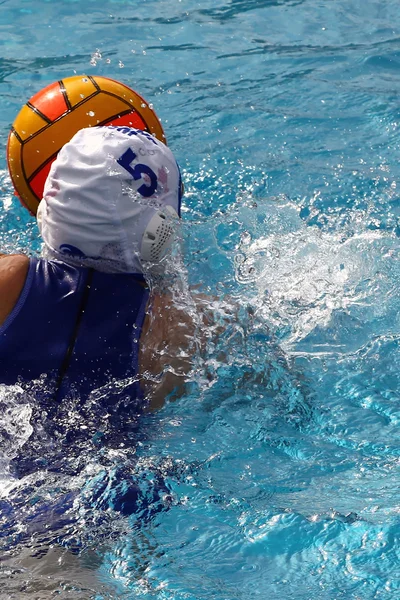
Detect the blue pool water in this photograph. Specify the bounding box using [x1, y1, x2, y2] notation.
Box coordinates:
[1, 0, 400, 598]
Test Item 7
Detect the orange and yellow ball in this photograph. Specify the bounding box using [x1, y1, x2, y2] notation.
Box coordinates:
[7, 75, 166, 215]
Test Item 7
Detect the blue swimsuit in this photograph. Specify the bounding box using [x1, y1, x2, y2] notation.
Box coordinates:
[0, 257, 149, 403]
[0, 258, 173, 524]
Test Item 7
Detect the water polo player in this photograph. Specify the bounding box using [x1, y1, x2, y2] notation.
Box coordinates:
[0, 126, 193, 423]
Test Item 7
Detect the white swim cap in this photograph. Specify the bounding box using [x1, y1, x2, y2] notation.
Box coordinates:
[37, 126, 183, 274]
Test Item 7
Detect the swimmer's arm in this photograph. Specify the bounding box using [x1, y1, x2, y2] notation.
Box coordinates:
[139, 291, 241, 410]
[139, 294, 199, 410]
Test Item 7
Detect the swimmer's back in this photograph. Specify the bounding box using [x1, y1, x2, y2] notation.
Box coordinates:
[0, 256, 149, 403]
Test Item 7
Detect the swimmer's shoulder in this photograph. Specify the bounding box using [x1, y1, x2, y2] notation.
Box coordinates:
[0, 253, 30, 326]
[139, 292, 195, 409]
[139, 291, 219, 410]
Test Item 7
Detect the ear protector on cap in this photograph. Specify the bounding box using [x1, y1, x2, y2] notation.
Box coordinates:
[141, 205, 178, 262]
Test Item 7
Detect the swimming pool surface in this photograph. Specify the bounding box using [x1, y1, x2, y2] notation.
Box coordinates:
[1, 0, 400, 598]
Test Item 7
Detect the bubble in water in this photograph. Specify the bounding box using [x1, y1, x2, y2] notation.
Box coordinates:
[240, 231, 252, 246]
[0, 385, 33, 463]
[89, 50, 101, 67]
